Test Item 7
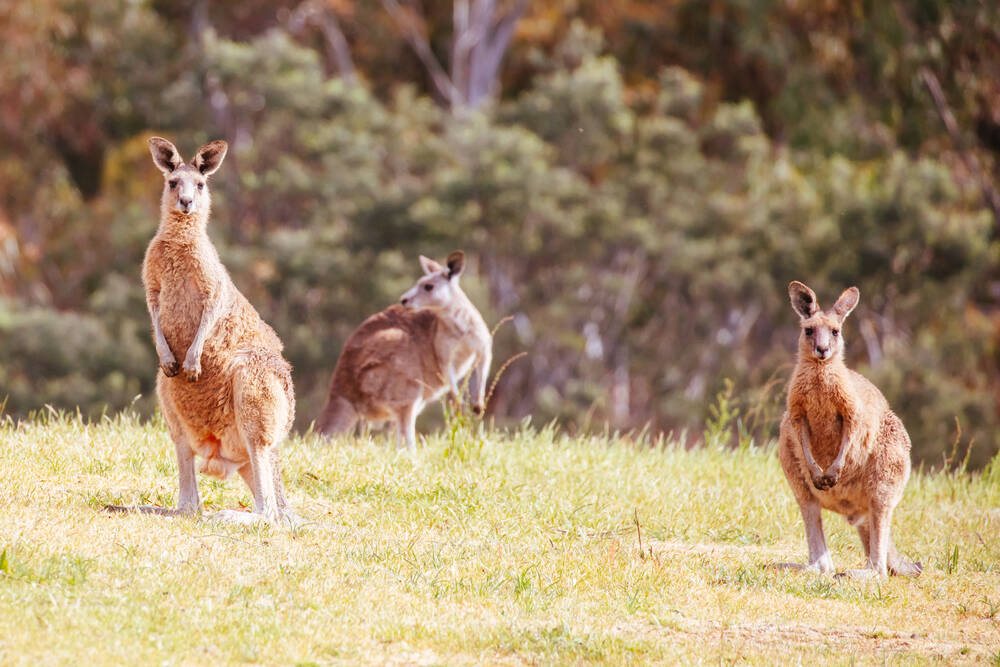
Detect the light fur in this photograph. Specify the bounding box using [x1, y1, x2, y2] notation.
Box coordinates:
[106, 137, 299, 527]
[777, 281, 921, 578]
[316, 251, 492, 448]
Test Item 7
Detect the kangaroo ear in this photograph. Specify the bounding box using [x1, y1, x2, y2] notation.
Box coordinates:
[831, 286, 860, 321]
[788, 281, 819, 319]
[445, 250, 465, 280]
[149, 137, 182, 174]
[419, 255, 443, 275]
[192, 140, 228, 175]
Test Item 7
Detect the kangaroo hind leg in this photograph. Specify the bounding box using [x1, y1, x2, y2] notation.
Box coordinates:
[104, 386, 200, 518]
[212, 365, 299, 528]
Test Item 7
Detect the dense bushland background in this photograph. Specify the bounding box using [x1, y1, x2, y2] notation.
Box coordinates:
[1, 0, 998, 465]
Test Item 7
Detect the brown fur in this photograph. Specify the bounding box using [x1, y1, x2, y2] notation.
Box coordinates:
[777, 281, 921, 578]
[316, 251, 492, 447]
[106, 137, 298, 527]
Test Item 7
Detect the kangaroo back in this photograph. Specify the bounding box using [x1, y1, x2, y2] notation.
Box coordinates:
[320, 306, 440, 424]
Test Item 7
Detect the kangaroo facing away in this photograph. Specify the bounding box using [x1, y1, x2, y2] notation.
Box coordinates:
[106, 137, 298, 527]
[777, 281, 921, 578]
[316, 251, 492, 448]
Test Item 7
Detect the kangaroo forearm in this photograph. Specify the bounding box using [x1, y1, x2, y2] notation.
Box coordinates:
[150, 304, 173, 360]
[473, 354, 492, 405]
[798, 421, 824, 477]
[828, 425, 853, 473]
[446, 365, 461, 397]
[188, 310, 212, 357]
[187, 295, 224, 358]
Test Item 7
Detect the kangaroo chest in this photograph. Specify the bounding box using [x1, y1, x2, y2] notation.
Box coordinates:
[450, 348, 477, 378]
[804, 402, 845, 466]
[148, 241, 222, 355]
[434, 331, 477, 375]
[795, 376, 851, 467]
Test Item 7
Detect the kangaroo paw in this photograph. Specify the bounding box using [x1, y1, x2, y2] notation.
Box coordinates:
[182, 360, 202, 382]
[812, 472, 839, 490]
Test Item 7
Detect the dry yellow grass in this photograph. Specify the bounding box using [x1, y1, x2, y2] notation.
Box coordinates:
[0, 410, 997, 664]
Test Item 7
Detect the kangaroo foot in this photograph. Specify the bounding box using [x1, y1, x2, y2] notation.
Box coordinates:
[889, 559, 923, 578]
[835, 568, 886, 580]
[206, 508, 305, 529]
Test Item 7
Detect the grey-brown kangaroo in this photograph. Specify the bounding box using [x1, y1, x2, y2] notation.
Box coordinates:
[316, 251, 492, 448]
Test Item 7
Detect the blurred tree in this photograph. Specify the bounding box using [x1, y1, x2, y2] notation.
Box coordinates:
[381, 0, 528, 109]
[1, 1, 997, 467]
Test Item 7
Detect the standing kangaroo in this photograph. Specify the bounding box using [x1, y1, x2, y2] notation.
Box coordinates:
[316, 251, 492, 448]
[107, 137, 298, 526]
[778, 281, 921, 578]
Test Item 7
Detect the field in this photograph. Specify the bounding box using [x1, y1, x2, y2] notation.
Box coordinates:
[0, 410, 998, 665]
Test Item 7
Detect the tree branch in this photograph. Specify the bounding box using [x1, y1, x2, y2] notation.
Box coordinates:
[470, 0, 527, 108]
[382, 0, 459, 107]
[451, 0, 473, 103]
[288, 0, 357, 84]
[920, 67, 1000, 229]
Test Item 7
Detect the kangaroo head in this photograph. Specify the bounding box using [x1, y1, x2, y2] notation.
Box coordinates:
[148, 137, 227, 217]
[788, 281, 859, 363]
[400, 251, 466, 311]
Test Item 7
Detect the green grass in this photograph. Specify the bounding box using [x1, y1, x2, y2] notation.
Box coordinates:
[0, 410, 998, 664]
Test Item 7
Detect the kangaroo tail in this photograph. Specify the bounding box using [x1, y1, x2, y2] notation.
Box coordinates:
[315, 395, 358, 438]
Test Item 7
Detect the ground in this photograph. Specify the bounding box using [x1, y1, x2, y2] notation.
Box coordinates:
[0, 411, 998, 665]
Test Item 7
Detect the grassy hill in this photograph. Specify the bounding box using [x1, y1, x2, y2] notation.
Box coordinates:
[0, 411, 998, 664]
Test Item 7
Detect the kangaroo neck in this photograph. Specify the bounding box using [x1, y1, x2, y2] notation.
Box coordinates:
[796, 352, 847, 386]
[436, 289, 482, 335]
[159, 209, 210, 241]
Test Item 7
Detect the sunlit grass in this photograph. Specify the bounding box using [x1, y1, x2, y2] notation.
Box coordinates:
[0, 409, 997, 664]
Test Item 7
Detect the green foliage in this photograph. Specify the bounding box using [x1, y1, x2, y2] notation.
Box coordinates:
[1, 3, 997, 466]
[0, 299, 154, 418]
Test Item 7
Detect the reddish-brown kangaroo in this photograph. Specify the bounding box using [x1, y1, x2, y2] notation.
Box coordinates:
[107, 137, 299, 527]
[778, 281, 921, 578]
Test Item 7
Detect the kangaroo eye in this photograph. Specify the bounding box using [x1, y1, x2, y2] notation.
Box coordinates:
[197, 183, 204, 191]
[804, 328, 814, 336]
[424, 284, 434, 292]
[832, 329, 839, 337]
[169, 180, 178, 189]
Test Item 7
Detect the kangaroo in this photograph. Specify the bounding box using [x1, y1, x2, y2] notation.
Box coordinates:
[777, 281, 921, 578]
[106, 137, 298, 527]
[316, 251, 492, 448]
